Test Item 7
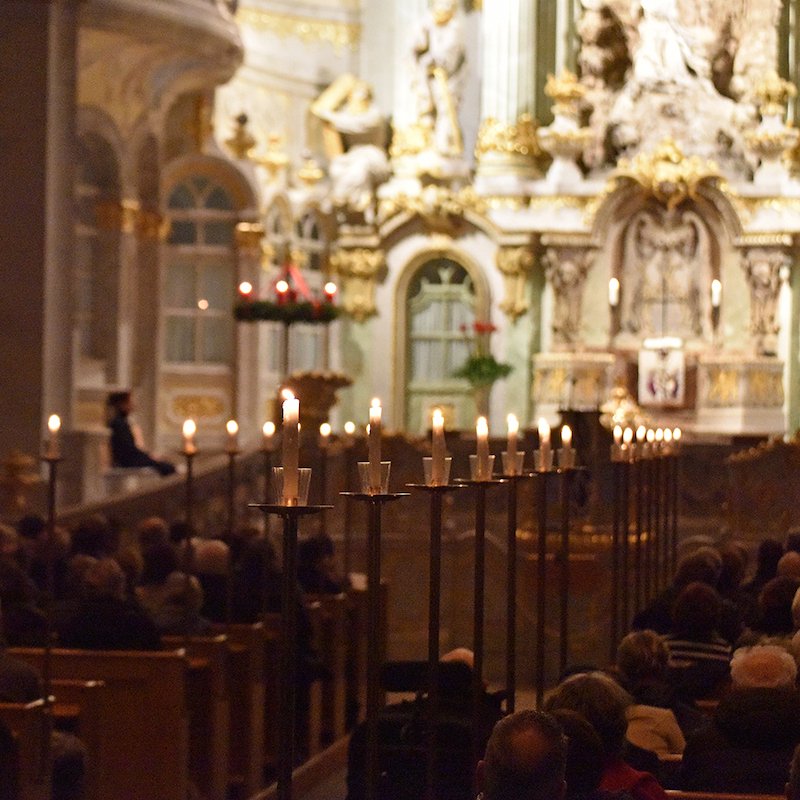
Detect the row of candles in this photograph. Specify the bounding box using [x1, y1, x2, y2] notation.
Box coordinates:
[608, 277, 721, 309]
[610, 423, 682, 461]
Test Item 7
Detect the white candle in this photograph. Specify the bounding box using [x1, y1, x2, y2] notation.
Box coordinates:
[182, 419, 197, 455]
[476, 416, 490, 479]
[262, 421, 276, 450]
[663, 428, 673, 444]
[613, 425, 623, 446]
[368, 398, 382, 490]
[344, 421, 356, 437]
[507, 414, 519, 461]
[646, 429, 655, 445]
[47, 414, 61, 459]
[673, 427, 682, 442]
[226, 419, 239, 452]
[561, 424, 572, 450]
[711, 279, 722, 309]
[608, 278, 620, 308]
[282, 397, 300, 502]
[623, 427, 633, 446]
[319, 422, 331, 449]
[636, 425, 646, 444]
[655, 428, 664, 443]
[538, 417, 551, 461]
[431, 408, 446, 484]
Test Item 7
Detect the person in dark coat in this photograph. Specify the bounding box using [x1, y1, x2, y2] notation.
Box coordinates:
[680, 644, 800, 793]
[107, 391, 175, 476]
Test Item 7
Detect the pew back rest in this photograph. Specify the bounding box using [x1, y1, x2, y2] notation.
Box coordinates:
[9, 648, 188, 800]
[0, 700, 50, 800]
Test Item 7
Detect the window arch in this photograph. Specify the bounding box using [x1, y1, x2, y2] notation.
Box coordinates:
[163, 174, 237, 365]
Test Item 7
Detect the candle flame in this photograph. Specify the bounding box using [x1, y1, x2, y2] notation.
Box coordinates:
[561, 425, 572, 448]
[655, 428, 664, 442]
[664, 428, 673, 443]
[183, 419, 196, 438]
[636, 425, 646, 443]
[276, 279, 289, 294]
[537, 417, 550, 440]
[263, 421, 275, 437]
[47, 414, 61, 434]
[673, 427, 682, 441]
[226, 419, 238, 436]
[320, 422, 331, 437]
[623, 427, 633, 444]
[476, 416, 489, 437]
[370, 397, 381, 409]
[324, 282, 337, 296]
[646, 429, 655, 443]
[344, 421, 356, 435]
[507, 414, 519, 435]
[238, 281, 253, 295]
[280, 388, 295, 401]
[613, 425, 623, 445]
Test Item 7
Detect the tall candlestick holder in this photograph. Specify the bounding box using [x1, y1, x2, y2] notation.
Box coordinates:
[633, 447, 646, 614]
[668, 443, 681, 577]
[621, 447, 632, 637]
[556, 444, 582, 676]
[249, 499, 330, 800]
[642, 443, 655, 603]
[609, 441, 628, 663]
[408, 462, 462, 799]
[341, 486, 408, 800]
[225, 442, 239, 625]
[652, 448, 664, 592]
[455, 471, 505, 764]
[500, 450, 528, 714]
[41, 449, 61, 732]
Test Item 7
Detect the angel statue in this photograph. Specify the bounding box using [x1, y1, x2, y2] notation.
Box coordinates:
[311, 75, 391, 217]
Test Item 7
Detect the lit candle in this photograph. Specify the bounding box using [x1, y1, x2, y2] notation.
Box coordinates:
[319, 422, 331, 449]
[343, 420, 356, 446]
[608, 278, 620, 308]
[636, 425, 646, 444]
[476, 416, 490, 479]
[262, 421, 276, 450]
[226, 419, 239, 452]
[646, 429, 655, 445]
[46, 414, 61, 459]
[276, 279, 289, 301]
[711, 279, 722, 309]
[561, 424, 572, 450]
[324, 282, 337, 303]
[663, 428, 673, 444]
[507, 414, 519, 461]
[655, 428, 664, 444]
[282, 396, 300, 502]
[613, 425, 623, 446]
[238, 281, 253, 297]
[673, 427, 682, 442]
[431, 408, 446, 485]
[182, 419, 197, 455]
[368, 398, 382, 491]
[623, 427, 633, 446]
[536, 415, 549, 460]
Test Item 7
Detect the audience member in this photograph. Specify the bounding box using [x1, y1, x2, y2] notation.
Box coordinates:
[193, 538, 231, 622]
[297, 533, 347, 595]
[615, 631, 687, 757]
[70, 514, 117, 560]
[135, 516, 170, 552]
[0, 560, 47, 646]
[741, 538, 783, 604]
[544, 671, 667, 800]
[680, 645, 800, 793]
[738, 575, 800, 657]
[476, 710, 567, 800]
[57, 557, 161, 650]
[779, 553, 800, 581]
[549, 709, 609, 800]
[663, 581, 732, 701]
[107, 390, 176, 476]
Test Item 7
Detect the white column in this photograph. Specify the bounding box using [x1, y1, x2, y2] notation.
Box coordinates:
[475, 0, 539, 190]
[392, 0, 430, 131]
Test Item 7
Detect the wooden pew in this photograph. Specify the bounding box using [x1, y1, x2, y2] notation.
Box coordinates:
[666, 793, 783, 800]
[9, 648, 188, 800]
[305, 593, 349, 745]
[50, 679, 109, 800]
[209, 623, 266, 798]
[162, 635, 230, 800]
[0, 699, 51, 800]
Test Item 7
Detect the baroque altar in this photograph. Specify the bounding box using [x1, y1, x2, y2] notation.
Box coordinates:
[215, 0, 800, 437]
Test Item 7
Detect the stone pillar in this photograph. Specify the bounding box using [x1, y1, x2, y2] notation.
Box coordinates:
[392, 0, 430, 134]
[0, 1, 78, 459]
[475, 0, 540, 192]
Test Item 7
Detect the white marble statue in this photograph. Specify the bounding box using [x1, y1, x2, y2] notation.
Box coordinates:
[412, 0, 467, 159]
[743, 247, 787, 355]
[311, 75, 391, 216]
[543, 248, 594, 345]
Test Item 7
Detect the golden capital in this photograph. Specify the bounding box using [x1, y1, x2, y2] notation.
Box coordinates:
[614, 139, 722, 210]
[329, 248, 385, 321]
[545, 70, 585, 117]
[235, 221, 265, 251]
[475, 114, 540, 160]
[495, 246, 535, 320]
[755, 70, 797, 118]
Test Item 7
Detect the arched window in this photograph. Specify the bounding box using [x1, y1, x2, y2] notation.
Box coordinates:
[403, 257, 480, 431]
[163, 175, 236, 365]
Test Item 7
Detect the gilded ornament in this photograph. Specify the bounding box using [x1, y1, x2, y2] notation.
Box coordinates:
[329, 248, 385, 321]
[495, 246, 535, 320]
[172, 395, 226, 419]
[754, 70, 797, 119]
[235, 222, 264, 251]
[706, 368, 739, 406]
[544, 70, 586, 118]
[252, 133, 290, 182]
[747, 369, 784, 407]
[389, 123, 432, 159]
[225, 113, 257, 160]
[297, 156, 325, 187]
[236, 6, 361, 53]
[475, 114, 540, 159]
[378, 186, 486, 232]
[614, 139, 723, 210]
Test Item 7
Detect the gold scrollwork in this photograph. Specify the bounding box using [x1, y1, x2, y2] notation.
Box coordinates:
[544, 70, 585, 118]
[236, 6, 361, 53]
[389, 123, 432, 159]
[379, 186, 487, 232]
[746, 369, 784, 407]
[329, 248, 385, 322]
[754, 70, 797, 119]
[172, 395, 226, 419]
[495, 246, 535, 320]
[475, 114, 540, 160]
[706, 368, 739, 406]
[614, 139, 723, 210]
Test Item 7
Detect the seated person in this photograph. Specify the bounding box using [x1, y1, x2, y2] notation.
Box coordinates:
[106, 391, 175, 476]
[297, 533, 347, 595]
[680, 644, 800, 793]
[476, 709, 567, 800]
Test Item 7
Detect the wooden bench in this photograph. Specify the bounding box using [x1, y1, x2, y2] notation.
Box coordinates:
[9, 648, 189, 800]
[0, 699, 51, 800]
[305, 593, 349, 744]
[209, 623, 266, 798]
[666, 793, 783, 800]
[163, 634, 230, 800]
